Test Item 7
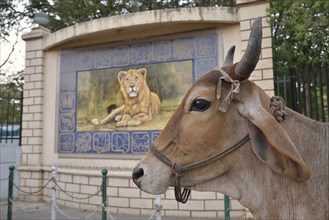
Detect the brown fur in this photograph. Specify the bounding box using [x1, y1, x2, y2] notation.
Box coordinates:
[134, 69, 329, 219]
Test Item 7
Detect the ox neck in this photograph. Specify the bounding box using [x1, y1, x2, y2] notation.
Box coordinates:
[149, 134, 250, 203]
[150, 95, 288, 204]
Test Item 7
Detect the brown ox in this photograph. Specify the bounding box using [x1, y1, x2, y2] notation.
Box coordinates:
[132, 17, 329, 219]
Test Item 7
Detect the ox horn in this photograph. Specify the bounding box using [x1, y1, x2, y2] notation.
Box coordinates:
[235, 17, 262, 77]
[223, 45, 236, 67]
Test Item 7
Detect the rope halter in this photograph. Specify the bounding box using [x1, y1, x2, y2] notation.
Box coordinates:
[149, 135, 250, 203]
[216, 68, 242, 112]
[149, 69, 287, 204]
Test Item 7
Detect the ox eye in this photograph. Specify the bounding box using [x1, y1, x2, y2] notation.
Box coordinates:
[189, 98, 211, 112]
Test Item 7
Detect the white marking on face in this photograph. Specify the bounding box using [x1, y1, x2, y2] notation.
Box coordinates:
[134, 156, 172, 195]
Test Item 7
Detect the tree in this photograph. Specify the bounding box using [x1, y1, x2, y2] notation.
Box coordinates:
[1, 0, 234, 69]
[268, 0, 329, 122]
[0, 71, 24, 125]
[268, 0, 329, 74]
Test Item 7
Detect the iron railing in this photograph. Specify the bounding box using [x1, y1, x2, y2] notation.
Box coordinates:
[0, 87, 23, 145]
[275, 63, 329, 122]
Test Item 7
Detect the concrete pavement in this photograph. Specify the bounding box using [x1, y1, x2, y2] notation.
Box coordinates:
[0, 200, 223, 220]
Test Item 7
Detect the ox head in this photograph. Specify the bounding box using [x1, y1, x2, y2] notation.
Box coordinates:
[132, 17, 311, 198]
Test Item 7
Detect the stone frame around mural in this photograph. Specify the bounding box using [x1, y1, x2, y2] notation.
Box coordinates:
[58, 30, 220, 157]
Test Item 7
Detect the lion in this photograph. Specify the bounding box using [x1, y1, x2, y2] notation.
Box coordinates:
[91, 68, 161, 127]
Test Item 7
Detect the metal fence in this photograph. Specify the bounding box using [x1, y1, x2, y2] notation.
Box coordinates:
[0, 87, 23, 145]
[275, 63, 329, 122]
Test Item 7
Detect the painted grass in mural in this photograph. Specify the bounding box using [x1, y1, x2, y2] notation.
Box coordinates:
[77, 61, 192, 131]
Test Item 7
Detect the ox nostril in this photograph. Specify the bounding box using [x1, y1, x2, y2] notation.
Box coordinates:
[132, 166, 144, 181]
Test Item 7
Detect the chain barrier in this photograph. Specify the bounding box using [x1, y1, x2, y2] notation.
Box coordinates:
[53, 179, 102, 200]
[12, 178, 53, 195]
[7, 166, 163, 220]
[55, 203, 101, 220]
[104, 205, 116, 220]
[147, 210, 158, 220]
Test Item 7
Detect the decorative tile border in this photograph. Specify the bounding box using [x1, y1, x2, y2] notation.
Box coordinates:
[58, 31, 219, 156]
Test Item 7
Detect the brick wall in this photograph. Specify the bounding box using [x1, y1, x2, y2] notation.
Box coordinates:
[238, 0, 274, 96]
[19, 27, 49, 201]
[39, 169, 249, 218]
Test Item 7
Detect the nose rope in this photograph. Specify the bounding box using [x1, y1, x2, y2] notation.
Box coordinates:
[149, 135, 250, 203]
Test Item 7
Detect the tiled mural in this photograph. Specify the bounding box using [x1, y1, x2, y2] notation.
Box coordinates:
[58, 31, 219, 156]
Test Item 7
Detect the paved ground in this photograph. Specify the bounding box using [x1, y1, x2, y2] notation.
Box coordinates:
[0, 200, 220, 220]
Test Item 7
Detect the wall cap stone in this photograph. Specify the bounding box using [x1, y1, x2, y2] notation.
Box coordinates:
[43, 7, 239, 50]
[236, 0, 268, 6]
[22, 26, 50, 41]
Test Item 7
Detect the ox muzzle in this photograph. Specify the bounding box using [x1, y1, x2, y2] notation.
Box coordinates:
[132, 134, 250, 203]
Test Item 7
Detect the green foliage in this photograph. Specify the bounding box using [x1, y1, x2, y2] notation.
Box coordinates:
[268, 0, 329, 75]
[1, 0, 234, 36]
[0, 73, 23, 125]
[0, 0, 32, 41]
[269, 1, 329, 122]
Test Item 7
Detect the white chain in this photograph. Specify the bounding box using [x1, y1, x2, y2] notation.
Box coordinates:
[147, 210, 158, 220]
[9, 199, 161, 220]
[55, 203, 101, 220]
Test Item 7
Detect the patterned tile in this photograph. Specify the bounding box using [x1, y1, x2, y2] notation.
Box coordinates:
[195, 58, 217, 80]
[94, 49, 111, 68]
[111, 132, 130, 154]
[131, 132, 150, 154]
[60, 93, 75, 112]
[93, 132, 111, 153]
[75, 133, 92, 153]
[195, 34, 217, 58]
[131, 43, 150, 65]
[60, 53, 76, 73]
[112, 47, 130, 67]
[152, 41, 171, 62]
[172, 38, 194, 59]
[59, 112, 75, 132]
[59, 133, 75, 153]
[77, 51, 93, 70]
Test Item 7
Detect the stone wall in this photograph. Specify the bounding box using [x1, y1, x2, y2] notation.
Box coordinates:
[19, 27, 49, 201]
[239, 0, 274, 96]
[40, 168, 248, 218]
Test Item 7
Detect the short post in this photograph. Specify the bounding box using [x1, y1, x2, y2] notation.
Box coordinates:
[51, 166, 57, 220]
[102, 169, 108, 220]
[155, 195, 162, 220]
[7, 166, 15, 220]
[224, 194, 230, 220]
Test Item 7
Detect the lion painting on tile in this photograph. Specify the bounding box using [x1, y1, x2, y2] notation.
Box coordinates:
[91, 68, 161, 127]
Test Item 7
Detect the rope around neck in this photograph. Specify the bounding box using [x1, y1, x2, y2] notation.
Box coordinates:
[149, 68, 287, 203]
[149, 135, 250, 203]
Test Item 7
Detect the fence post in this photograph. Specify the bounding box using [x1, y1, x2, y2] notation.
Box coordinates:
[51, 166, 57, 220]
[155, 195, 162, 220]
[102, 169, 108, 220]
[7, 165, 15, 220]
[224, 195, 230, 220]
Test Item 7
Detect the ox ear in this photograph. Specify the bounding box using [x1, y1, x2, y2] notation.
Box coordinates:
[241, 100, 312, 182]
